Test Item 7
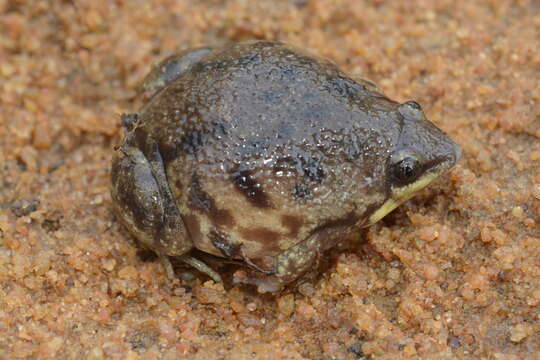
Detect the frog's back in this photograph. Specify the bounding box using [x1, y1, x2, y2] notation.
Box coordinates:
[135, 41, 400, 260]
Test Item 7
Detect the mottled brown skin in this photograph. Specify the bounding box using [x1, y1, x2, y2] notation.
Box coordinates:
[111, 41, 460, 292]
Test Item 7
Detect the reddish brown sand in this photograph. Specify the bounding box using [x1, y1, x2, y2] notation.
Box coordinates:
[1, 1, 539, 359]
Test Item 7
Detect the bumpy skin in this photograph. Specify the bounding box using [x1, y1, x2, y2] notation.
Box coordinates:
[111, 41, 460, 292]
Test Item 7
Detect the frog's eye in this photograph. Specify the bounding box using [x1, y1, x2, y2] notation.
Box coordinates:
[392, 156, 421, 184]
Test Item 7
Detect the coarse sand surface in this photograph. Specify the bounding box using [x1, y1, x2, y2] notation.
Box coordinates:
[0, 1, 539, 359]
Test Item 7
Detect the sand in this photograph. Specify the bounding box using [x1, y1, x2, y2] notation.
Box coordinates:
[0, 0, 538, 359]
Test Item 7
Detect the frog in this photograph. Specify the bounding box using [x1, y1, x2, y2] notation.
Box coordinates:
[111, 41, 461, 293]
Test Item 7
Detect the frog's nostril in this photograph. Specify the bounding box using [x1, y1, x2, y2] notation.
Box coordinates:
[441, 141, 461, 166]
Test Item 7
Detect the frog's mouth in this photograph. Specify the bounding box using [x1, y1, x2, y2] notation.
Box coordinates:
[365, 159, 454, 226]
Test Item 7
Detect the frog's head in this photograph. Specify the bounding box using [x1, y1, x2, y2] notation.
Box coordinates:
[367, 100, 461, 225]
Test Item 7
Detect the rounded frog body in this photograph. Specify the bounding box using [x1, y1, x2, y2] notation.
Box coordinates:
[111, 41, 460, 292]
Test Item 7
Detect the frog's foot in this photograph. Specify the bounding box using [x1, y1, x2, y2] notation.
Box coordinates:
[231, 236, 323, 293]
[232, 270, 283, 293]
[157, 254, 176, 281]
[240, 247, 274, 275]
[157, 253, 222, 283]
[179, 254, 222, 283]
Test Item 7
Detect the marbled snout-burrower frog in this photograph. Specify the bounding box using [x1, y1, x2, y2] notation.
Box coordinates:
[111, 41, 460, 292]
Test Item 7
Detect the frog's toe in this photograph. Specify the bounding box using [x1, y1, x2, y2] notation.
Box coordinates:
[179, 255, 222, 283]
[255, 275, 283, 293]
[158, 254, 176, 281]
[231, 271, 284, 293]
